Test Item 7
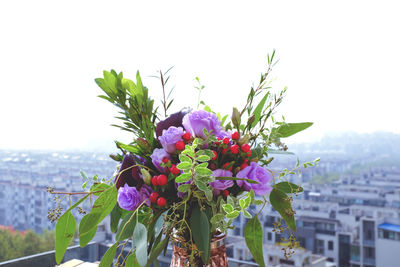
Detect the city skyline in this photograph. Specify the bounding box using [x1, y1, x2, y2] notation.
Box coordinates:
[1, 0, 399, 151]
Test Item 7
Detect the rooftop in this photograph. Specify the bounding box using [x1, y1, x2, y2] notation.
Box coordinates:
[378, 223, 400, 232]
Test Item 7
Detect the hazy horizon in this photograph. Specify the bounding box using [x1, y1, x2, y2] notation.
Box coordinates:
[1, 1, 399, 151]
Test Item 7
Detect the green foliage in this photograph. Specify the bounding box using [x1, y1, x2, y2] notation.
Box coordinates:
[190, 205, 211, 265]
[275, 182, 303, 194]
[269, 188, 296, 231]
[56, 211, 76, 264]
[272, 122, 313, 138]
[98, 242, 118, 267]
[96, 70, 158, 149]
[0, 229, 56, 262]
[244, 216, 265, 267]
[132, 223, 148, 267]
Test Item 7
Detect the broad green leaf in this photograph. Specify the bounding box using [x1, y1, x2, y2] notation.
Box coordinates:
[79, 214, 97, 247]
[99, 242, 118, 267]
[269, 188, 296, 231]
[251, 92, 269, 127]
[244, 216, 265, 267]
[195, 180, 208, 192]
[79, 186, 118, 236]
[55, 211, 76, 264]
[195, 167, 212, 176]
[197, 149, 215, 158]
[215, 176, 259, 184]
[177, 162, 192, 170]
[110, 204, 122, 233]
[190, 205, 210, 264]
[275, 182, 303, 194]
[179, 154, 192, 163]
[205, 190, 213, 201]
[175, 173, 191, 183]
[145, 237, 169, 267]
[273, 122, 313, 138]
[90, 183, 111, 196]
[177, 184, 190, 192]
[126, 252, 141, 267]
[226, 210, 240, 219]
[116, 212, 136, 241]
[254, 199, 264, 205]
[132, 223, 148, 267]
[197, 155, 210, 162]
[222, 204, 233, 213]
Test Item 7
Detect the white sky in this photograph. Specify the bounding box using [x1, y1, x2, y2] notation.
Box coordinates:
[0, 0, 399, 151]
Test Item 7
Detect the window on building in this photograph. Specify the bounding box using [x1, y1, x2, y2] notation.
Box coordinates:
[328, 241, 334, 250]
[267, 232, 272, 241]
[317, 239, 324, 254]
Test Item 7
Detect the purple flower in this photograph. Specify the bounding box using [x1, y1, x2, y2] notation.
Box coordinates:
[236, 162, 272, 196]
[156, 109, 190, 138]
[150, 148, 171, 173]
[139, 184, 153, 207]
[216, 130, 230, 140]
[182, 110, 222, 139]
[117, 184, 140, 211]
[210, 169, 234, 190]
[115, 153, 142, 189]
[158, 126, 184, 153]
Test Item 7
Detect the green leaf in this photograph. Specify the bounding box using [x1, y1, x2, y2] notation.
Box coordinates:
[243, 210, 252, 218]
[79, 214, 97, 247]
[269, 188, 296, 231]
[222, 204, 233, 213]
[110, 204, 122, 233]
[244, 216, 265, 267]
[132, 223, 148, 267]
[215, 176, 259, 184]
[190, 205, 210, 264]
[210, 214, 225, 224]
[197, 149, 215, 158]
[177, 184, 190, 193]
[126, 252, 141, 267]
[275, 182, 303, 194]
[116, 212, 136, 242]
[205, 190, 213, 201]
[195, 180, 208, 192]
[99, 242, 118, 267]
[90, 183, 111, 196]
[79, 187, 118, 237]
[226, 210, 240, 219]
[251, 92, 269, 127]
[254, 199, 264, 205]
[197, 155, 210, 162]
[55, 211, 76, 264]
[177, 162, 192, 170]
[195, 167, 212, 176]
[273, 122, 313, 138]
[179, 154, 192, 163]
[175, 173, 191, 183]
[145, 237, 169, 267]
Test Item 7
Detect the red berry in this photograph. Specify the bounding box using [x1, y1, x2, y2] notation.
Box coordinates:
[182, 132, 191, 141]
[157, 197, 167, 207]
[231, 132, 239, 140]
[162, 157, 169, 164]
[170, 165, 180, 175]
[149, 192, 159, 203]
[222, 137, 230, 145]
[212, 150, 218, 160]
[241, 144, 251, 153]
[222, 148, 229, 155]
[222, 190, 229, 197]
[217, 137, 221, 141]
[175, 141, 185, 151]
[247, 151, 252, 157]
[230, 145, 239, 154]
[240, 163, 248, 170]
[151, 176, 159, 186]
[157, 174, 168, 186]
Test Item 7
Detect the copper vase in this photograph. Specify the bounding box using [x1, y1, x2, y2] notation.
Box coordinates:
[171, 232, 228, 267]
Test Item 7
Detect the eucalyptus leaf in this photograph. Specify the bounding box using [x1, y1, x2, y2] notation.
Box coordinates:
[132, 223, 148, 267]
[99, 242, 118, 267]
[269, 188, 296, 231]
[55, 211, 76, 264]
[190, 205, 210, 264]
[244, 216, 265, 267]
[116, 212, 136, 241]
[273, 122, 313, 138]
[275, 182, 303, 194]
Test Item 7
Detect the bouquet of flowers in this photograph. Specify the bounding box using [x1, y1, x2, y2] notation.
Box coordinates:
[51, 52, 317, 267]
